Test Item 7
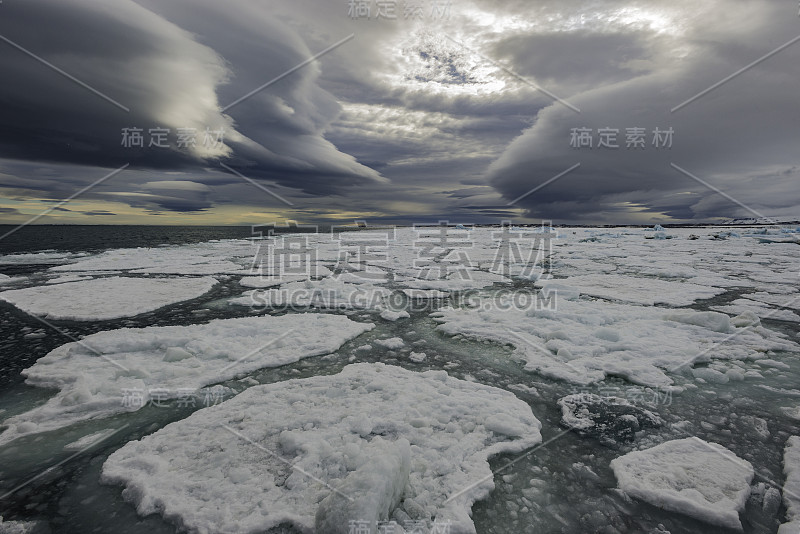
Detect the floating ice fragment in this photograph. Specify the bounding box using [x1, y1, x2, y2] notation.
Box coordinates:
[610, 437, 754, 530]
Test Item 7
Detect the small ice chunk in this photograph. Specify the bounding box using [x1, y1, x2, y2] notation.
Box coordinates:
[63, 429, 118, 451]
[692, 367, 730, 384]
[409, 352, 427, 363]
[380, 309, 410, 322]
[558, 393, 662, 446]
[731, 311, 761, 328]
[610, 437, 754, 530]
[376, 337, 405, 349]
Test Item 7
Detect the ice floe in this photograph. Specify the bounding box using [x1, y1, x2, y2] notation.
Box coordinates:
[780, 436, 800, 534]
[433, 298, 798, 387]
[50, 242, 255, 275]
[0, 276, 218, 321]
[101, 363, 542, 534]
[0, 314, 373, 445]
[230, 278, 391, 311]
[536, 273, 724, 306]
[610, 437, 754, 530]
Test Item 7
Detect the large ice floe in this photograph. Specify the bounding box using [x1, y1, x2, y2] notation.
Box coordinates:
[610, 437, 754, 530]
[780, 436, 800, 533]
[432, 297, 798, 387]
[48, 242, 255, 275]
[0, 276, 218, 320]
[536, 273, 724, 306]
[101, 363, 542, 534]
[230, 277, 392, 311]
[0, 314, 373, 446]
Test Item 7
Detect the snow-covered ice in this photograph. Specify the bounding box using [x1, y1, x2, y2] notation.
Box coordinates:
[101, 363, 542, 534]
[711, 298, 800, 323]
[0, 314, 373, 445]
[409, 351, 427, 363]
[780, 436, 800, 534]
[536, 273, 724, 306]
[0, 516, 48, 534]
[376, 337, 405, 349]
[230, 278, 391, 311]
[380, 309, 410, 321]
[49, 243, 254, 275]
[610, 437, 754, 530]
[433, 298, 797, 387]
[0, 276, 218, 321]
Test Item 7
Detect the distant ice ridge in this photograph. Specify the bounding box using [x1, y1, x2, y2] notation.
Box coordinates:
[0, 276, 217, 320]
[433, 297, 798, 387]
[611, 437, 754, 530]
[101, 363, 542, 534]
[0, 314, 373, 446]
[780, 436, 800, 533]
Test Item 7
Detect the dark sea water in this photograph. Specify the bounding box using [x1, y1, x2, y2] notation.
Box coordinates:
[0, 225, 255, 254]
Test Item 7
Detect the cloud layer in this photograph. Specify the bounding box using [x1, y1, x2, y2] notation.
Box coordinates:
[0, 0, 797, 224]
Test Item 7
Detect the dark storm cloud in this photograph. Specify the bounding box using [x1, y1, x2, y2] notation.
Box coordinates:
[82, 210, 116, 216]
[0, 0, 796, 223]
[0, 0, 382, 204]
[485, 0, 800, 222]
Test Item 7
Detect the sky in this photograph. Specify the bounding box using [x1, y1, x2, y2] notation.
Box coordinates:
[0, 0, 798, 226]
